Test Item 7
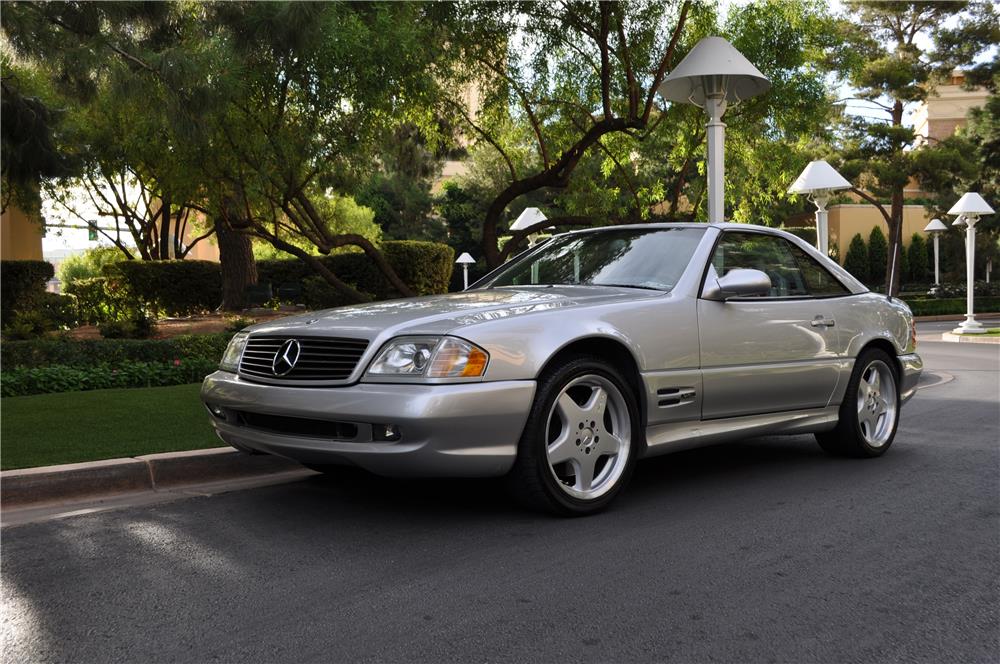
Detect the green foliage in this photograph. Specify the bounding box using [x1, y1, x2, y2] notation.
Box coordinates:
[1, 359, 220, 397]
[251, 194, 383, 261]
[867, 226, 888, 286]
[2, 311, 52, 340]
[224, 316, 255, 333]
[56, 246, 125, 286]
[257, 240, 454, 303]
[98, 310, 155, 340]
[907, 233, 929, 283]
[1, 333, 233, 369]
[104, 260, 222, 316]
[0, 260, 54, 325]
[843, 233, 869, 283]
[904, 296, 1000, 317]
[63, 277, 135, 325]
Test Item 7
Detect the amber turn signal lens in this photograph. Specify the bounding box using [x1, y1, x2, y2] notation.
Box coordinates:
[461, 347, 489, 377]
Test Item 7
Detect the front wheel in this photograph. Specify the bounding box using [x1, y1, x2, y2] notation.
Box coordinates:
[506, 355, 640, 516]
[816, 348, 900, 458]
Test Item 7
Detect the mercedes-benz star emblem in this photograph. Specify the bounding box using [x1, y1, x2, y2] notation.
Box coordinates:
[271, 339, 302, 376]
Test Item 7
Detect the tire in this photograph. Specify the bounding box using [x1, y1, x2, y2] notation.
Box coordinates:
[816, 348, 900, 458]
[506, 355, 641, 516]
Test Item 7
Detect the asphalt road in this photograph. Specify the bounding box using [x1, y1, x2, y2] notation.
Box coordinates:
[2, 339, 998, 663]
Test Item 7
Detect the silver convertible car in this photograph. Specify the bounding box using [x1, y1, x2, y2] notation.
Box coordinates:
[202, 223, 922, 515]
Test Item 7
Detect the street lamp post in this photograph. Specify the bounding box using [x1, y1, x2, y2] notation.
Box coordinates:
[788, 160, 852, 257]
[948, 192, 995, 334]
[455, 252, 475, 290]
[922, 218, 947, 289]
[657, 37, 770, 224]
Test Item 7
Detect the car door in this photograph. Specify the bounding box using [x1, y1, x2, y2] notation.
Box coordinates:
[698, 230, 851, 419]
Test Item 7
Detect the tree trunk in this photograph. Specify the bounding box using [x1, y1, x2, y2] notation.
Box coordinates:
[885, 100, 905, 296]
[158, 196, 171, 259]
[215, 215, 257, 311]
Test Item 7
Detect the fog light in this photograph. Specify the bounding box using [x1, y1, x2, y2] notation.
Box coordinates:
[207, 404, 226, 419]
[373, 424, 401, 441]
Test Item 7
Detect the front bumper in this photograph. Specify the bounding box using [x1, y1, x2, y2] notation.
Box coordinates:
[898, 352, 922, 405]
[200, 371, 535, 477]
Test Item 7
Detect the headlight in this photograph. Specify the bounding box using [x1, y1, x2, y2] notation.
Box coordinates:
[219, 332, 249, 372]
[367, 336, 489, 378]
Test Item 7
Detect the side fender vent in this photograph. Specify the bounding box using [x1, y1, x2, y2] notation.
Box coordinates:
[657, 387, 696, 408]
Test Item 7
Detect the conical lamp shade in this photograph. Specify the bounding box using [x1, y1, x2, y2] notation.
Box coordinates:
[788, 160, 852, 194]
[658, 36, 770, 105]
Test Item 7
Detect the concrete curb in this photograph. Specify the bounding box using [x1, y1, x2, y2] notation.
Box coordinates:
[939, 332, 1000, 344]
[1, 447, 302, 509]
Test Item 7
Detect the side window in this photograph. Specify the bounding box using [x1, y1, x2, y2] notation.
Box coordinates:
[710, 232, 808, 297]
[787, 244, 850, 296]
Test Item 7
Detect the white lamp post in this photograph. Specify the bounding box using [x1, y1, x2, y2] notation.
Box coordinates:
[455, 252, 475, 290]
[922, 218, 947, 288]
[657, 37, 770, 224]
[788, 160, 852, 257]
[948, 192, 995, 334]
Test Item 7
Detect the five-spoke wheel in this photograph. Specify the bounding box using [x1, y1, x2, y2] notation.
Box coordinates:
[817, 348, 900, 458]
[507, 355, 639, 515]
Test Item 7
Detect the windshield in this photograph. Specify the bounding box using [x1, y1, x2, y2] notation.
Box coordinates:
[481, 227, 705, 291]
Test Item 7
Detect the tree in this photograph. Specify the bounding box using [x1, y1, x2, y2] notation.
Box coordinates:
[907, 232, 929, 283]
[446, 0, 845, 266]
[836, 0, 998, 295]
[868, 226, 888, 287]
[844, 233, 869, 283]
[443, 0, 693, 268]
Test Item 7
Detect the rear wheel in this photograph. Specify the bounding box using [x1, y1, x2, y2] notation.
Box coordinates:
[506, 355, 640, 516]
[816, 348, 900, 458]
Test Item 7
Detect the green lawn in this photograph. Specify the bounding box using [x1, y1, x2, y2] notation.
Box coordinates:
[1, 383, 221, 470]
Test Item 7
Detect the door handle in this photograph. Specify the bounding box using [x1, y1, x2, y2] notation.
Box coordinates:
[810, 316, 836, 328]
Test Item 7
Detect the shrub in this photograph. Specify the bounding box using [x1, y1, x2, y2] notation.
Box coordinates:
[843, 233, 869, 283]
[907, 233, 929, 283]
[0, 359, 221, 397]
[1, 260, 55, 325]
[57, 246, 124, 286]
[1, 333, 234, 369]
[257, 240, 454, 301]
[904, 296, 1000, 317]
[2, 311, 52, 340]
[104, 260, 222, 316]
[867, 226, 888, 286]
[97, 311, 155, 339]
[63, 277, 138, 324]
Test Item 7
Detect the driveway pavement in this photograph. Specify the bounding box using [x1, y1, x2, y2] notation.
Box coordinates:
[2, 340, 997, 663]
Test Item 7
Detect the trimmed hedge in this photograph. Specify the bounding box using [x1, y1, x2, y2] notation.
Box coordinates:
[1, 359, 220, 397]
[904, 296, 1000, 317]
[1, 333, 234, 369]
[104, 260, 222, 316]
[1, 260, 55, 325]
[257, 240, 454, 305]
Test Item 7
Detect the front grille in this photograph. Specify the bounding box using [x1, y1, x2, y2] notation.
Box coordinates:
[238, 335, 369, 382]
[232, 410, 358, 439]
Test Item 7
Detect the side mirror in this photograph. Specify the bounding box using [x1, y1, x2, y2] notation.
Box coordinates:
[703, 268, 772, 301]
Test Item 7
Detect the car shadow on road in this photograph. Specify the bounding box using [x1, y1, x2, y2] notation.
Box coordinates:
[282, 433, 843, 519]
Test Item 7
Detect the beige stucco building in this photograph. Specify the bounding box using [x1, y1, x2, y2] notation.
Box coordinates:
[1, 205, 44, 260]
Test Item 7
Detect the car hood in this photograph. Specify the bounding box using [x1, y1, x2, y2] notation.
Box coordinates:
[247, 286, 659, 339]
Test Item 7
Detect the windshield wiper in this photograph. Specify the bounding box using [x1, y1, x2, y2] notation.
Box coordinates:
[590, 283, 666, 291]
